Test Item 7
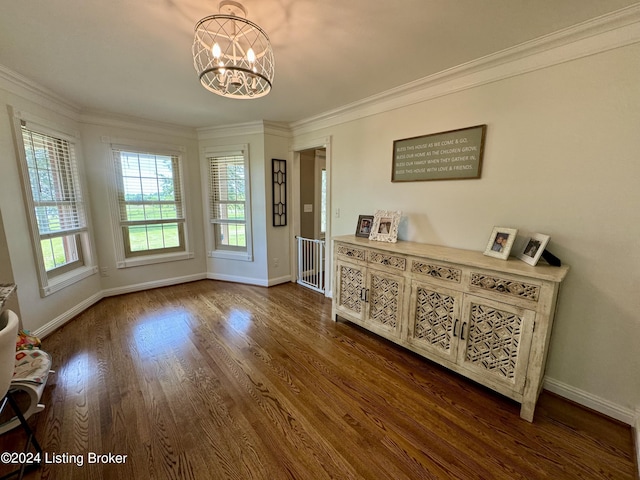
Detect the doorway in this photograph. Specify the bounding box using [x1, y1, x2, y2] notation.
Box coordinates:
[294, 146, 329, 294]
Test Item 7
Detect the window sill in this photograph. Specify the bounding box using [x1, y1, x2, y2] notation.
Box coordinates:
[208, 250, 253, 262]
[41, 265, 99, 297]
[117, 251, 195, 269]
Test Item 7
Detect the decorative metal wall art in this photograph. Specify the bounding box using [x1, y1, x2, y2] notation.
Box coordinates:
[272, 159, 287, 226]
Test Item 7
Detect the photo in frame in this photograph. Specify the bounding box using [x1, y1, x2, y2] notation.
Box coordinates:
[516, 233, 550, 266]
[369, 210, 402, 243]
[483, 227, 518, 260]
[355, 215, 374, 238]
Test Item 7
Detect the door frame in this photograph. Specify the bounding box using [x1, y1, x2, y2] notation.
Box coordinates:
[290, 136, 332, 297]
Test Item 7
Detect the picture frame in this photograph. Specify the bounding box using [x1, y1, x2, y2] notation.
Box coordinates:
[355, 215, 374, 238]
[483, 227, 518, 260]
[516, 233, 550, 266]
[369, 210, 402, 243]
[392, 124, 487, 182]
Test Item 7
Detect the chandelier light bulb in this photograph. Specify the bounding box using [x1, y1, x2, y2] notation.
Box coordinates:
[212, 43, 222, 59]
[247, 47, 256, 63]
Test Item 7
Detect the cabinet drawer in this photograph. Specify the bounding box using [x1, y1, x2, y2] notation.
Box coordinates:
[411, 260, 462, 283]
[335, 244, 366, 261]
[368, 251, 406, 271]
[469, 272, 540, 303]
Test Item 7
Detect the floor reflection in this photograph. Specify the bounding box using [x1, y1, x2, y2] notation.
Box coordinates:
[227, 309, 252, 336]
[58, 351, 96, 391]
[131, 307, 192, 356]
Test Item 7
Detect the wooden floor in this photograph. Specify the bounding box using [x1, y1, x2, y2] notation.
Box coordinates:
[0, 280, 635, 479]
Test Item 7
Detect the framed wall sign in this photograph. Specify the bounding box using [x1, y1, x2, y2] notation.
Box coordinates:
[392, 124, 486, 182]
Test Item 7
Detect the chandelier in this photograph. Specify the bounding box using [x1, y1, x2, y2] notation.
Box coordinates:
[192, 0, 275, 99]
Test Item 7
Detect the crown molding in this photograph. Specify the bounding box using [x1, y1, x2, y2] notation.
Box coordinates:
[0, 64, 80, 120]
[291, 3, 640, 136]
[197, 120, 291, 140]
[80, 109, 198, 139]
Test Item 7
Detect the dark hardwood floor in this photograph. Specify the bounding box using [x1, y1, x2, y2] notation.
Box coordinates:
[0, 280, 636, 479]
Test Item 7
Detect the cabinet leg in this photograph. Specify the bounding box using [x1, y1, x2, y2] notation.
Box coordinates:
[520, 402, 535, 422]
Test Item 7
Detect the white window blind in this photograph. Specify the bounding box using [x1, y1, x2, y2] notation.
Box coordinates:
[208, 154, 247, 250]
[113, 149, 185, 256]
[21, 124, 86, 239]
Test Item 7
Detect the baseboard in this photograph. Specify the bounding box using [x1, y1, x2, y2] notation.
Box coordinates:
[32, 291, 104, 339]
[267, 275, 292, 287]
[101, 273, 207, 298]
[544, 376, 636, 425]
[634, 412, 640, 479]
[206, 272, 269, 287]
[31, 273, 207, 339]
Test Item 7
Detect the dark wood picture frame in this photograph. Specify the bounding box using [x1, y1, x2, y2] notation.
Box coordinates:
[392, 124, 487, 182]
[355, 215, 374, 238]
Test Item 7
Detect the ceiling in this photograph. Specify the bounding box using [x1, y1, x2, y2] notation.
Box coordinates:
[1, 0, 637, 129]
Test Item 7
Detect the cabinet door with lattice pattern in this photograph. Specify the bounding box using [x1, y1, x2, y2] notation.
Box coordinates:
[334, 260, 366, 321]
[364, 267, 405, 339]
[407, 281, 462, 362]
[458, 295, 534, 394]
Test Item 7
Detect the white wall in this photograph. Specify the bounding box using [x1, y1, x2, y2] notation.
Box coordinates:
[263, 128, 293, 285]
[197, 122, 291, 286]
[0, 73, 206, 333]
[292, 40, 640, 420]
[0, 85, 103, 333]
[80, 117, 204, 294]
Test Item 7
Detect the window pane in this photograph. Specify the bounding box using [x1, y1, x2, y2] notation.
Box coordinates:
[127, 223, 181, 252]
[215, 223, 246, 248]
[321, 169, 327, 234]
[41, 234, 80, 271]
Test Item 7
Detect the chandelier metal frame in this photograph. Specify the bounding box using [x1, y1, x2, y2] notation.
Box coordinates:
[192, 1, 275, 99]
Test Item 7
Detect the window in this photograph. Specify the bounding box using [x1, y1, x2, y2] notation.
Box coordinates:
[13, 114, 96, 296]
[205, 146, 252, 260]
[320, 169, 327, 236]
[112, 148, 186, 259]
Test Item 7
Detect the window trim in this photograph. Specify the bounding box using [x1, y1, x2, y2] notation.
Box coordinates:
[201, 144, 253, 261]
[10, 108, 98, 297]
[108, 140, 193, 268]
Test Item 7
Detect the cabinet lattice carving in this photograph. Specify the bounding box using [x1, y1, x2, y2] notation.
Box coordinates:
[369, 252, 406, 271]
[413, 288, 456, 351]
[465, 303, 523, 379]
[338, 265, 363, 314]
[470, 272, 540, 301]
[332, 235, 568, 422]
[412, 261, 462, 283]
[369, 274, 401, 329]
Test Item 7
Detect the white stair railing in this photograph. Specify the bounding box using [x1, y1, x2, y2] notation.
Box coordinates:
[296, 236, 325, 293]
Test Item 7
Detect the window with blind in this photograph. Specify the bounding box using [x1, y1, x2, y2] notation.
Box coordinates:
[21, 123, 87, 276]
[112, 149, 185, 257]
[205, 147, 252, 258]
[12, 112, 97, 297]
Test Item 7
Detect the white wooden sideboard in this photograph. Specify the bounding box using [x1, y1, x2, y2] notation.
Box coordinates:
[331, 235, 569, 422]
